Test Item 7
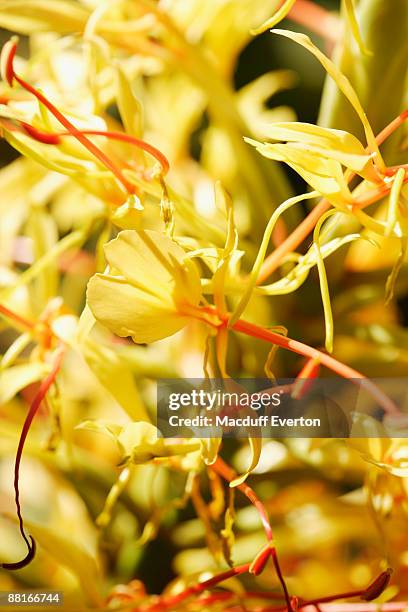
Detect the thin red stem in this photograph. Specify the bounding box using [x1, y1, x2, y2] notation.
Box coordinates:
[145, 563, 250, 611]
[212, 456, 273, 541]
[291, 357, 321, 399]
[1, 347, 65, 570]
[189, 305, 398, 414]
[59, 130, 169, 175]
[375, 110, 408, 147]
[231, 317, 398, 415]
[212, 457, 293, 612]
[0, 37, 133, 193]
[300, 590, 365, 607]
[2, 40, 169, 190]
[300, 567, 392, 608]
[20, 123, 170, 175]
[13, 73, 134, 193]
[352, 174, 408, 210]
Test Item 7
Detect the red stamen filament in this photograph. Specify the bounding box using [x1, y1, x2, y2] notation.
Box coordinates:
[144, 563, 251, 611]
[62, 130, 169, 175]
[301, 569, 392, 607]
[20, 122, 169, 175]
[212, 457, 293, 612]
[192, 305, 398, 415]
[291, 357, 320, 399]
[1, 347, 65, 570]
[2, 39, 135, 193]
[231, 317, 398, 415]
[14, 75, 134, 193]
[139, 534, 393, 611]
[0, 303, 35, 331]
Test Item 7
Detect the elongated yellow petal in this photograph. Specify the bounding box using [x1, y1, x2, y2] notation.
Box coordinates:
[230, 437, 262, 487]
[385, 238, 408, 304]
[313, 211, 337, 353]
[247, 137, 352, 203]
[229, 191, 318, 325]
[0, 0, 88, 34]
[262, 122, 372, 174]
[343, 0, 372, 56]
[0, 362, 48, 403]
[257, 233, 362, 296]
[104, 230, 202, 302]
[272, 29, 384, 169]
[251, 0, 297, 35]
[115, 67, 144, 165]
[386, 168, 406, 237]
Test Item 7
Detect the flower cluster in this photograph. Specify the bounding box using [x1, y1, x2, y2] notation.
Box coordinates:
[0, 0, 407, 610]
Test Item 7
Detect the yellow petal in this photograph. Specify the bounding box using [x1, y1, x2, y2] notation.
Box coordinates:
[0, 362, 48, 403]
[87, 274, 189, 344]
[118, 422, 165, 461]
[251, 0, 297, 35]
[80, 338, 150, 421]
[272, 29, 383, 169]
[102, 230, 201, 305]
[110, 195, 144, 230]
[247, 137, 351, 202]
[230, 437, 262, 487]
[262, 122, 372, 173]
[0, 0, 88, 34]
[344, 0, 372, 57]
[87, 230, 202, 343]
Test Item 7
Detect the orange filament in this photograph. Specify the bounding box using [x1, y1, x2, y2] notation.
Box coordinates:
[212, 456, 293, 612]
[2, 39, 133, 193]
[20, 122, 170, 175]
[0, 303, 35, 330]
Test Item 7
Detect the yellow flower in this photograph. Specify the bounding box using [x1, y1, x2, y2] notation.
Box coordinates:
[87, 229, 202, 343]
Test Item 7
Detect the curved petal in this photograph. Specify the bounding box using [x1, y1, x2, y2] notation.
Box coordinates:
[87, 274, 188, 343]
[103, 229, 201, 300]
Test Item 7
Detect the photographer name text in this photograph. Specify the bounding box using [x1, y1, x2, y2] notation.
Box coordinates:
[167, 414, 321, 428]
